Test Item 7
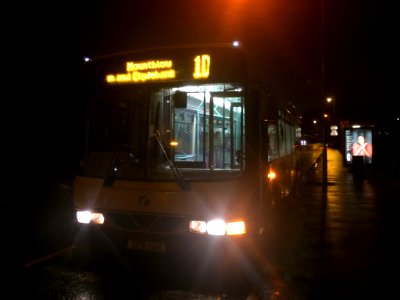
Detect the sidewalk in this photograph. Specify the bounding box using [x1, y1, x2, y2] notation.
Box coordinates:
[268, 147, 398, 299]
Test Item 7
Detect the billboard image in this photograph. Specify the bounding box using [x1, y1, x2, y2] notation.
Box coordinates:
[344, 128, 373, 165]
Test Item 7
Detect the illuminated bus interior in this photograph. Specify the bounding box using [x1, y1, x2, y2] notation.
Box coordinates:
[82, 82, 245, 181]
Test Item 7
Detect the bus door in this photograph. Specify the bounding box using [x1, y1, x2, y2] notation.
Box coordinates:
[209, 92, 244, 169]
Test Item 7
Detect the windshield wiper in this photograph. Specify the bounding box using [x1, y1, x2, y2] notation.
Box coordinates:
[154, 130, 190, 191]
[103, 144, 139, 187]
[103, 151, 120, 187]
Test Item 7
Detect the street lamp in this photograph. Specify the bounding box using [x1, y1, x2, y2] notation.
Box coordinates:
[326, 97, 335, 121]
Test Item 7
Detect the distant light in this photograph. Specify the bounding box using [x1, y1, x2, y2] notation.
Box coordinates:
[232, 40, 240, 47]
[267, 170, 277, 180]
[352, 125, 361, 128]
[330, 125, 338, 136]
[83, 56, 91, 63]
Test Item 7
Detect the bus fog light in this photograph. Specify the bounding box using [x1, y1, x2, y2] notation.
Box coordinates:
[226, 221, 246, 235]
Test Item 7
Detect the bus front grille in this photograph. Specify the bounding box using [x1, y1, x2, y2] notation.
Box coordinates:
[106, 212, 187, 234]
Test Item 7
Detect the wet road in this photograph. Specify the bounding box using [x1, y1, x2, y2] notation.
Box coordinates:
[11, 147, 399, 299]
[265, 148, 399, 299]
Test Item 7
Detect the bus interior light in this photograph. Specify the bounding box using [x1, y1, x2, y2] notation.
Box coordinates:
[170, 140, 179, 147]
[267, 170, 277, 180]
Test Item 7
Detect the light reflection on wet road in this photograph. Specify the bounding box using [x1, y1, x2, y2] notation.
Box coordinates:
[266, 148, 398, 299]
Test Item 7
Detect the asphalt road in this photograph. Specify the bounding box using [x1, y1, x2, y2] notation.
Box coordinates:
[9, 147, 399, 299]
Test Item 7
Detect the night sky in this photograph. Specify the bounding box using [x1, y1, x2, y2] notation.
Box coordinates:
[70, 0, 389, 121]
[6, 0, 392, 182]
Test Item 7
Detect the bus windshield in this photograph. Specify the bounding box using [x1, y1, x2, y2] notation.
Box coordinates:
[81, 82, 245, 181]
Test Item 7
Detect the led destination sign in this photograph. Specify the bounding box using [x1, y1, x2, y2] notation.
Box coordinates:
[105, 54, 210, 84]
[106, 60, 175, 83]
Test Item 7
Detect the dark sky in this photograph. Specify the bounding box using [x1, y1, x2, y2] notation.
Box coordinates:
[69, 0, 390, 122]
[6, 0, 392, 180]
[13, 0, 389, 120]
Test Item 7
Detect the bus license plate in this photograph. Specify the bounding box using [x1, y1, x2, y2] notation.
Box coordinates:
[127, 239, 166, 253]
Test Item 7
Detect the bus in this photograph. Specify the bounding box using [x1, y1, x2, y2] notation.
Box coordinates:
[73, 42, 320, 291]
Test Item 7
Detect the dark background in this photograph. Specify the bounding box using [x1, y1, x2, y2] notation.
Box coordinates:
[5, 0, 392, 184]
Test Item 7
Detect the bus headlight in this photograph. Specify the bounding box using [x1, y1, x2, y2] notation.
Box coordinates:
[189, 219, 246, 236]
[207, 219, 226, 235]
[76, 210, 105, 224]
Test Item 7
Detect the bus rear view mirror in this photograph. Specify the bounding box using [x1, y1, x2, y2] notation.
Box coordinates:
[173, 92, 187, 108]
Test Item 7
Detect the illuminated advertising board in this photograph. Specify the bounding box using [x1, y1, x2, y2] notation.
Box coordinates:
[344, 127, 373, 165]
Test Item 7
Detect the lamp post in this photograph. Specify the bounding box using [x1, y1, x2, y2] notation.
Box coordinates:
[320, 0, 328, 188]
[322, 114, 328, 187]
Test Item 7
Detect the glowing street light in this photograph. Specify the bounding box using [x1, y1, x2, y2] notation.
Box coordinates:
[326, 96, 335, 121]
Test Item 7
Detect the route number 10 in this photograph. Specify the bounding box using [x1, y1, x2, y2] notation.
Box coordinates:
[193, 55, 211, 79]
